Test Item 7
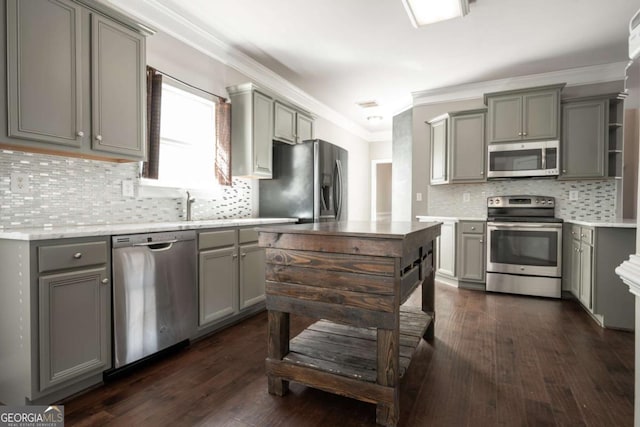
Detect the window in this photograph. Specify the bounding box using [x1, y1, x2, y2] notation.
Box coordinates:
[147, 82, 218, 190]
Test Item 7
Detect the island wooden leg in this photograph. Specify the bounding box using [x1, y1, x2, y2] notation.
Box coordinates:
[376, 328, 399, 427]
[422, 242, 436, 341]
[267, 310, 290, 396]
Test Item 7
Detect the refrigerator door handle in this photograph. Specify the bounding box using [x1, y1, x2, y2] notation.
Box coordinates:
[334, 159, 344, 220]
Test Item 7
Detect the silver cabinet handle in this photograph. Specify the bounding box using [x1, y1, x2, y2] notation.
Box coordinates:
[581, 234, 585, 238]
[479, 240, 483, 243]
[77, 131, 84, 137]
[95, 135, 103, 141]
[523, 132, 528, 136]
[101, 278, 109, 284]
[471, 226, 476, 230]
[563, 170, 567, 173]
[232, 253, 238, 259]
[73, 252, 82, 259]
[480, 171, 484, 175]
[518, 132, 523, 136]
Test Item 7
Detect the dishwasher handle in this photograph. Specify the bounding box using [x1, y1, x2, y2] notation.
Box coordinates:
[133, 240, 177, 251]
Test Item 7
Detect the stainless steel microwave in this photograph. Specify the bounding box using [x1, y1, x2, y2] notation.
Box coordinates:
[487, 140, 559, 179]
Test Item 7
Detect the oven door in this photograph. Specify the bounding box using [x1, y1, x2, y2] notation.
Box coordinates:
[486, 222, 562, 277]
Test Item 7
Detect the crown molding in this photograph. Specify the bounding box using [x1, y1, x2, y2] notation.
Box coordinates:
[99, 0, 377, 142]
[412, 61, 629, 106]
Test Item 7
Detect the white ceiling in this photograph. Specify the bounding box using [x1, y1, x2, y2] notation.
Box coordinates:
[104, 0, 639, 141]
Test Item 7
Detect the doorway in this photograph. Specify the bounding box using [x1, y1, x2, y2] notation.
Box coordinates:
[371, 159, 392, 221]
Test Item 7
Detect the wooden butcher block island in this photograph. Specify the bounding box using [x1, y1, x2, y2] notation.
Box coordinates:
[257, 221, 441, 426]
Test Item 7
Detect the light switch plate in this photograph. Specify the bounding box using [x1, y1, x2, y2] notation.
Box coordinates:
[10, 173, 29, 193]
[569, 190, 579, 201]
[463, 192, 470, 202]
[122, 180, 134, 197]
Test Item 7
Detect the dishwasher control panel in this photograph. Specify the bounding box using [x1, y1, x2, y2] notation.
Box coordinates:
[112, 230, 196, 248]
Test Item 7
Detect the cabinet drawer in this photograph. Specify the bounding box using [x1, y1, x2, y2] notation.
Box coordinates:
[460, 222, 485, 234]
[199, 230, 237, 250]
[239, 228, 259, 244]
[580, 227, 594, 245]
[38, 241, 107, 273]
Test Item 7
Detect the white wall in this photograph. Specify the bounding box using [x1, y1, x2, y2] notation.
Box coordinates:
[148, 31, 373, 221]
[370, 140, 392, 161]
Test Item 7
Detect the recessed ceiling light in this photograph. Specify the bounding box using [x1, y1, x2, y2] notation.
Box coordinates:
[367, 115, 383, 123]
[357, 100, 380, 109]
[402, 0, 469, 27]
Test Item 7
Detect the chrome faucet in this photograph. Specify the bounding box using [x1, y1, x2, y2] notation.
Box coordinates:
[186, 191, 195, 221]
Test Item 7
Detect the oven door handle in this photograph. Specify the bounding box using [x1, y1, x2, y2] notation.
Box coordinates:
[488, 222, 562, 229]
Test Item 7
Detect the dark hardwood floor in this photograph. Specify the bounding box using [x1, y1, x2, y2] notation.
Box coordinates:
[62, 283, 634, 426]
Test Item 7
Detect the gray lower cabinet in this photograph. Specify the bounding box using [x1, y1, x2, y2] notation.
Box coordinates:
[485, 85, 563, 143]
[198, 229, 238, 326]
[564, 223, 635, 330]
[0, 236, 111, 405]
[435, 220, 456, 279]
[561, 98, 607, 179]
[197, 227, 266, 332]
[228, 84, 274, 178]
[457, 221, 486, 288]
[4, 0, 146, 161]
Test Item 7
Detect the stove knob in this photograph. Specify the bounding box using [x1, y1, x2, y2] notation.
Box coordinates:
[535, 200, 540, 204]
[541, 200, 546, 205]
[489, 200, 493, 205]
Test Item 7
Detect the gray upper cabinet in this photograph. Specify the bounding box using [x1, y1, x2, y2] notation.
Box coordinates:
[486, 85, 563, 143]
[274, 101, 296, 143]
[228, 84, 274, 179]
[90, 14, 145, 159]
[273, 100, 314, 144]
[7, 0, 83, 147]
[561, 98, 607, 179]
[429, 109, 486, 185]
[4, 0, 147, 161]
[450, 110, 486, 182]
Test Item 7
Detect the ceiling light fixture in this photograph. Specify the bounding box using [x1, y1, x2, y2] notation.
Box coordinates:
[401, 0, 469, 27]
[367, 115, 384, 123]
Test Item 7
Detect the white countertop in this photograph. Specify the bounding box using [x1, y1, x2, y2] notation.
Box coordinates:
[563, 219, 637, 228]
[416, 216, 486, 222]
[417, 215, 637, 229]
[0, 218, 298, 241]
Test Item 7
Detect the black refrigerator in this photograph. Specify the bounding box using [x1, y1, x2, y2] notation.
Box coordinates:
[259, 139, 348, 223]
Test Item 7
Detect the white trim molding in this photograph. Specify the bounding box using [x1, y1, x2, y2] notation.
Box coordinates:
[98, 0, 378, 142]
[615, 254, 640, 297]
[412, 61, 629, 106]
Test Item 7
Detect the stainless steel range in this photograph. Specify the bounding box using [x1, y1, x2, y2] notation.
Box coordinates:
[486, 195, 563, 298]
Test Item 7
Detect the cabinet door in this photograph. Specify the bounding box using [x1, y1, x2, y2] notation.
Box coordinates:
[296, 113, 314, 143]
[579, 244, 593, 309]
[252, 91, 274, 177]
[522, 90, 559, 141]
[487, 95, 522, 143]
[450, 112, 486, 182]
[7, 0, 83, 147]
[459, 233, 485, 282]
[437, 222, 456, 277]
[91, 14, 145, 159]
[570, 239, 581, 298]
[199, 246, 238, 326]
[561, 100, 606, 179]
[273, 101, 296, 144]
[430, 119, 448, 184]
[39, 267, 110, 391]
[239, 243, 266, 310]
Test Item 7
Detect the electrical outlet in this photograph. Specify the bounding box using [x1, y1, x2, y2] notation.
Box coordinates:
[463, 192, 470, 202]
[569, 190, 579, 201]
[416, 192, 422, 202]
[122, 180, 134, 197]
[10, 173, 29, 193]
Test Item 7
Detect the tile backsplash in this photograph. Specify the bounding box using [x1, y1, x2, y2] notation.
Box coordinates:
[0, 149, 253, 230]
[428, 178, 619, 220]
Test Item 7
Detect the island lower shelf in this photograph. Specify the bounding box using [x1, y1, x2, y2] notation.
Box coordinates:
[276, 306, 432, 384]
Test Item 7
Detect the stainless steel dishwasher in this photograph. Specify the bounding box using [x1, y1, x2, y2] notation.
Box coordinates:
[111, 230, 197, 369]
